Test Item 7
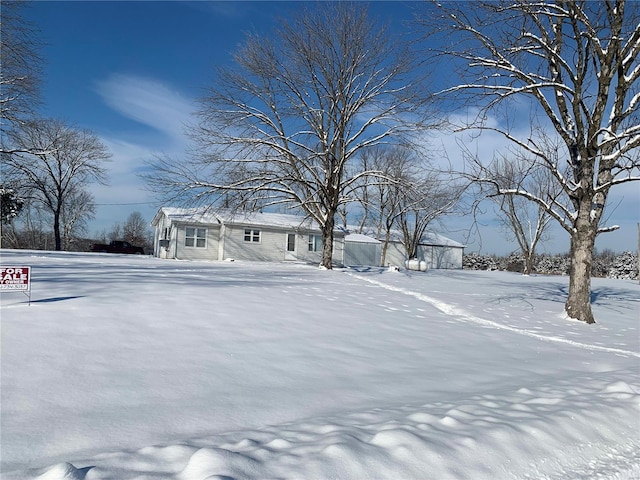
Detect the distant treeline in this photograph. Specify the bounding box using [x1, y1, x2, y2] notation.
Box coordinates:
[463, 251, 638, 280]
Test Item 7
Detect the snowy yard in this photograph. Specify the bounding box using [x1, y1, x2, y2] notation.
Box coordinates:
[1, 249, 638, 479]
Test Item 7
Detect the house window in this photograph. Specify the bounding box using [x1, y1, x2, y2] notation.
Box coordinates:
[308, 234, 322, 252]
[244, 228, 261, 243]
[185, 227, 206, 248]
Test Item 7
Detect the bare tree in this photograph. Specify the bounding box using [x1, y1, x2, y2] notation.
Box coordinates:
[0, 0, 43, 142]
[10, 185, 96, 250]
[148, 4, 436, 269]
[122, 211, 151, 249]
[355, 146, 462, 265]
[7, 196, 51, 249]
[2, 118, 110, 250]
[485, 150, 561, 275]
[108, 223, 122, 243]
[396, 172, 462, 262]
[423, 0, 640, 323]
[356, 146, 409, 265]
[61, 188, 96, 250]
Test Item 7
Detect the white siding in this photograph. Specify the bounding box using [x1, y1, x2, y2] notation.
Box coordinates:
[294, 233, 321, 264]
[174, 225, 220, 261]
[334, 236, 344, 266]
[222, 226, 344, 265]
[382, 242, 407, 268]
[152, 208, 346, 265]
[344, 241, 382, 267]
[293, 233, 344, 266]
[222, 225, 288, 262]
[153, 216, 168, 258]
[430, 246, 462, 269]
[382, 242, 463, 269]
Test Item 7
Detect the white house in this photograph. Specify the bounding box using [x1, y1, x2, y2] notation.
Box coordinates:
[152, 207, 464, 269]
[151, 207, 345, 265]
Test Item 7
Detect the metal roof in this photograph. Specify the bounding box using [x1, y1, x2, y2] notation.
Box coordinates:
[153, 208, 463, 248]
[155, 207, 331, 233]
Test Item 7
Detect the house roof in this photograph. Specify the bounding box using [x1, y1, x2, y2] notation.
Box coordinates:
[152, 207, 221, 226]
[345, 233, 381, 244]
[154, 207, 338, 233]
[352, 227, 465, 248]
[215, 209, 320, 230]
[413, 231, 465, 248]
[153, 208, 463, 248]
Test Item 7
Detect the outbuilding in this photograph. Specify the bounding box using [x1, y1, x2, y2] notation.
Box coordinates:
[343, 234, 382, 267]
[380, 231, 465, 269]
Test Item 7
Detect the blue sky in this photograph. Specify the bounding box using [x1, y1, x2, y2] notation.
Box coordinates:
[23, 1, 639, 254]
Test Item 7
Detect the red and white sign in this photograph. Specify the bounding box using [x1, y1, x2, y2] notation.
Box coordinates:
[1, 266, 31, 291]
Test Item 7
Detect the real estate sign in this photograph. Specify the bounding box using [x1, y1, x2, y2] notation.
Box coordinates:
[1, 266, 31, 290]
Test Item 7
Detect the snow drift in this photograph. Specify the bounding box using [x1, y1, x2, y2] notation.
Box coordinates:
[1, 250, 638, 479]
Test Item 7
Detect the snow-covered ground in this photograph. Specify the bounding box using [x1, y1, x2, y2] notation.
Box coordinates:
[1, 249, 638, 480]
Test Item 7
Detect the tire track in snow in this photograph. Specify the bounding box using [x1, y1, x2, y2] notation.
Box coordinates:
[352, 274, 640, 358]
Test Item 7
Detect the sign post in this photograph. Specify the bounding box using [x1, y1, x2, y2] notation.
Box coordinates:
[1, 266, 32, 305]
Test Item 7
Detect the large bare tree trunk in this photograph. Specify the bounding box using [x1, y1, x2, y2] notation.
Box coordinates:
[320, 213, 335, 269]
[53, 209, 62, 251]
[381, 233, 390, 266]
[523, 250, 534, 276]
[565, 207, 597, 324]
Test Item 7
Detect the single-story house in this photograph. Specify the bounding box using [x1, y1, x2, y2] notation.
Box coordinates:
[152, 207, 464, 269]
[151, 207, 345, 265]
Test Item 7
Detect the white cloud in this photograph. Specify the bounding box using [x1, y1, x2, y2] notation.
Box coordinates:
[95, 74, 194, 144]
[100, 137, 154, 176]
[87, 75, 196, 232]
[85, 137, 160, 233]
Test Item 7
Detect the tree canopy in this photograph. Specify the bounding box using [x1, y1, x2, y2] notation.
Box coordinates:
[3, 118, 111, 250]
[148, 3, 438, 268]
[422, 0, 639, 323]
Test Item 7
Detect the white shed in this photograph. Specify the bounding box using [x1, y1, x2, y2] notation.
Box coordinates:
[343, 234, 382, 267]
[381, 231, 465, 270]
